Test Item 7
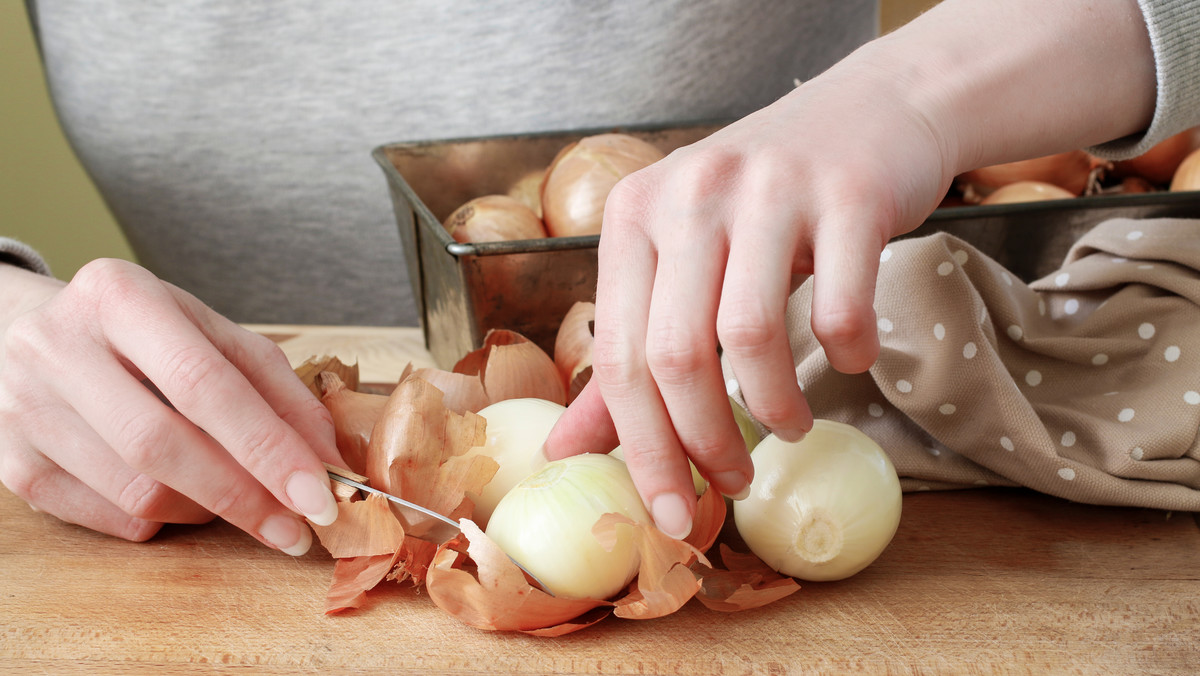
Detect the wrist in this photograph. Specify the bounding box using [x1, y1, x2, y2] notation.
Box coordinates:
[0, 263, 65, 336]
[844, 0, 1155, 176]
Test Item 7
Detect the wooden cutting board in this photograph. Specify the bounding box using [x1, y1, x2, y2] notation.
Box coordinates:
[1, 326, 1197, 674]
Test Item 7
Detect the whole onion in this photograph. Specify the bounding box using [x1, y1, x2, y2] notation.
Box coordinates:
[959, 150, 1104, 197]
[1170, 147, 1200, 192]
[979, 180, 1075, 205]
[1115, 129, 1198, 185]
[540, 133, 665, 237]
[443, 195, 547, 243]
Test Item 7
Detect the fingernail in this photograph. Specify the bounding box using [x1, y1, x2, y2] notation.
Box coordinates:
[285, 472, 339, 526]
[260, 514, 312, 556]
[775, 428, 807, 443]
[711, 470, 751, 501]
[650, 493, 693, 540]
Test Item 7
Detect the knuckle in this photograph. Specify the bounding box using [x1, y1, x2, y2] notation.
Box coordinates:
[590, 332, 640, 389]
[746, 397, 802, 430]
[160, 343, 226, 396]
[71, 258, 145, 307]
[0, 454, 43, 502]
[603, 173, 656, 226]
[811, 306, 876, 349]
[114, 474, 175, 521]
[672, 146, 744, 203]
[644, 324, 713, 386]
[236, 421, 295, 470]
[116, 410, 175, 474]
[717, 304, 776, 358]
[205, 479, 254, 521]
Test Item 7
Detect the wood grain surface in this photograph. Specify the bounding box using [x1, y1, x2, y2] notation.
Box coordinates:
[1, 326, 1197, 674]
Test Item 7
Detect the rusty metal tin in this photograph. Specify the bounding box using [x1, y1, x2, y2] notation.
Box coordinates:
[375, 123, 1200, 368]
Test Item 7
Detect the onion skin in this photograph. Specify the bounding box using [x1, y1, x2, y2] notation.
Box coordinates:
[507, 170, 546, 218]
[443, 194, 547, 243]
[958, 150, 1104, 196]
[979, 180, 1076, 205]
[540, 133, 665, 237]
[1170, 147, 1200, 192]
[1116, 128, 1198, 185]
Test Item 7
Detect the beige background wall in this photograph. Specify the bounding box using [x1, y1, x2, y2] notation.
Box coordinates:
[1, 1, 938, 280]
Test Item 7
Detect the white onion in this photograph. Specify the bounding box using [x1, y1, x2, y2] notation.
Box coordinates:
[460, 398, 563, 527]
[733, 420, 901, 581]
[485, 453, 650, 599]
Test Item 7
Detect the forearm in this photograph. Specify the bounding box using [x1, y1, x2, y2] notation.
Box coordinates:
[834, 0, 1157, 177]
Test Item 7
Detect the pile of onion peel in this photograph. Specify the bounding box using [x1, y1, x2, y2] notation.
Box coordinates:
[297, 325, 823, 632]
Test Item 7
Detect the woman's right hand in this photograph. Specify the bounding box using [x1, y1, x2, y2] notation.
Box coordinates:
[0, 259, 342, 555]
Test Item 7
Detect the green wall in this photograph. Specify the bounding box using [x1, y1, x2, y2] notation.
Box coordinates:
[1, 1, 136, 280]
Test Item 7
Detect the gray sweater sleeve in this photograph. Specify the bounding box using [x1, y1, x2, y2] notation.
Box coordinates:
[1090, 0, 1200, 159]
[0, 238, 53, 277]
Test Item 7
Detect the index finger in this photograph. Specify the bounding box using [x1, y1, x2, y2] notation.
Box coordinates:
[101, 286, 339, 527]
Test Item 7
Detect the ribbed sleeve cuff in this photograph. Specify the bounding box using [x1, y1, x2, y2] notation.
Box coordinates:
[1090, 0, 1200, 160]
[0, 238, 53, 277]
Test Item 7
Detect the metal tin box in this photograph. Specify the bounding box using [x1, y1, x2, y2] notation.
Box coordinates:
[374, 125, 1200, 368]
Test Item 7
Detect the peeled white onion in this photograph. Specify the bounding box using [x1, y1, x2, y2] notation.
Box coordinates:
[485, 453, 650, 599]
[460, 398, 563, 527]
[733, 420, 901, 581]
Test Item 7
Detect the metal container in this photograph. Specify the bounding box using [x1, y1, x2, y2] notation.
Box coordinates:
[374, 124, 1200, 368]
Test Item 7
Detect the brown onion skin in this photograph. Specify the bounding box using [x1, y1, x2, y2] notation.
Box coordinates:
[1115, 129, 1198, 185]
[958, 150, 1102, 196]
[540, 133, 665, 237]
[443, 195, 547, 243]
[979, 180, 1075, 205]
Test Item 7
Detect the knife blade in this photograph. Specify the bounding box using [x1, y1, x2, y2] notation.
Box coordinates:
[326, 471, 462, 543]
[324, 469, 552, 594]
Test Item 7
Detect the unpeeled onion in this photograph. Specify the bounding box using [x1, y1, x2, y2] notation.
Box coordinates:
[734, 420, 901, 581]
[979, 180, 1075, 205]
[443, 194, 547, 243]
[1170, 147, 1200, 192]
[1116, 128, 1198, 185]
[485, 453, 651, 600]
[540, 133, 665, 237]
[958, 150, 1104, 197]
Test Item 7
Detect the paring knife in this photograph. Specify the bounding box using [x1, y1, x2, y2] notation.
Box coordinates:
[324, 469, 552, 594]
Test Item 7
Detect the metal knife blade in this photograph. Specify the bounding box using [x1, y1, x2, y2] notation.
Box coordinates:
[324, 470, 552, 594]
[326, 471, 461, 543]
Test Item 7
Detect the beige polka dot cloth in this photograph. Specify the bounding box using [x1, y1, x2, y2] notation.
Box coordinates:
[729, 219, 1200, 511]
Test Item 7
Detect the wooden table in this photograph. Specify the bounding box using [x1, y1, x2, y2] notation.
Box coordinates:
[2, 326, 1198, 674]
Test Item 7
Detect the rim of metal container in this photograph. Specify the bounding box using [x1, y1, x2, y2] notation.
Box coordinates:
[374, 122, 1200, 258]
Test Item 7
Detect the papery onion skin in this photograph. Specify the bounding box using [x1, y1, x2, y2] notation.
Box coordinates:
[1116, 128, 1197, 185]
[485, 453, 650, 600]
[979, 180, 1075, 205]
[507, 170, 546, 218]
[460, 398, 564, 527]
[1170, 147, 1200, 192]
[733, 420, 901, 582]
[958, 150, 1102, 196]
[540, 133, 665, 237]
[443, 194, 547, 243]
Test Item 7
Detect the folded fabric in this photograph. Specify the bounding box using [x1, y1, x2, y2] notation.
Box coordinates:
[728, 219, 1200, 511]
